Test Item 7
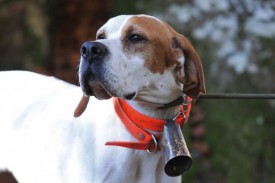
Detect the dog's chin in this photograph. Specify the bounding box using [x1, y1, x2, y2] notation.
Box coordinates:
[94, 90, 137, 101]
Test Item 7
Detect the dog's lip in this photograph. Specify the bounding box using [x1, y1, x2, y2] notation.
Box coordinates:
[81, 81, 94, 96]
[124, 92, 137, 100]
[90, 84, 112, 99]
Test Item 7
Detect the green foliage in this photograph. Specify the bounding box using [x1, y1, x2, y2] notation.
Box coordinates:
[202, 99, 275, 183]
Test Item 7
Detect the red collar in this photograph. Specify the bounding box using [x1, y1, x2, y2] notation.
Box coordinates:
[105, 97, 192, 151]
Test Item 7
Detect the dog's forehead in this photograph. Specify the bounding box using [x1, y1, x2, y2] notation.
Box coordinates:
[97, 15, 131, 39]
[98, 15, 167, 39]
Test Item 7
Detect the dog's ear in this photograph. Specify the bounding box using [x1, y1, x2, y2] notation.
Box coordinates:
[172, 35, 206, 99]
[74, 95, 90, 117]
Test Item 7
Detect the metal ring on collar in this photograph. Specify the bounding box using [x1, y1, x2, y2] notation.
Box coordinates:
[182, 94, 193, 106]
[146, 135, 158, 154]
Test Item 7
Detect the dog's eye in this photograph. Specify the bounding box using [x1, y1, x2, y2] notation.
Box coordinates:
[97, 35, 105, 40]
[129, 34, 145, 43]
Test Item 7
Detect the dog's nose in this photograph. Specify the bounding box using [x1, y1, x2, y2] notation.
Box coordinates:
[80, 41, 108, 61]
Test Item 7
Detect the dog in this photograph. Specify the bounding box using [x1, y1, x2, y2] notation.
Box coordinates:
[0, 15, 205, 183]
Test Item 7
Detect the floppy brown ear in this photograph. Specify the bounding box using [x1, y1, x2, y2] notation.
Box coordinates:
[174, 35, 206, 99]
[74, 95, 90, 117]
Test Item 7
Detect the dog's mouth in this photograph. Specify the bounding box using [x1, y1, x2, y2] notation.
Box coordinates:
[82, 77, 137, 100]
[79, 64, 137, 100]
[84, 84, 136, 100]
[80, 74, 111, 100]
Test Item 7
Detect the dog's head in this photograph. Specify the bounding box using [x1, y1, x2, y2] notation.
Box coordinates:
[75, 15, 205, 117]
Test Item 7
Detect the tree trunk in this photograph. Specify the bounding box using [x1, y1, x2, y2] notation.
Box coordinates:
[49, 0, 111, 84]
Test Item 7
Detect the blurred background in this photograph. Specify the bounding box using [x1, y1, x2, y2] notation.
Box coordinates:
[0, 0, 274, 182]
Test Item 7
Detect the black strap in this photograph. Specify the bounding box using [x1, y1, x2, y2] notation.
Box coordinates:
[158, 96, 185, 109]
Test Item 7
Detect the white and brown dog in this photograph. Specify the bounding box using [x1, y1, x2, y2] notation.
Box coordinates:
[0, 15, 205, 183]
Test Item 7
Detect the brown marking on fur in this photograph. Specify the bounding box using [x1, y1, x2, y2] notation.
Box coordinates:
[121, 16, 181, 74]
[0, 170, 18, 183]
[121, 16, 205, 98]
[174, 35, 206, 99]
[160, 21, 206, 98]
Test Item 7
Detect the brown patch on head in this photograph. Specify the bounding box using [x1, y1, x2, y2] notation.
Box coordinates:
[164, 24, 206, 99]
[121, 15, 205, 99]
[173, 34, 206, 99]
[121, 15, 180, 74]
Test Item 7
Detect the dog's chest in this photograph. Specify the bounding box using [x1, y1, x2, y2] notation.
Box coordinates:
[87, 100, 180, 183]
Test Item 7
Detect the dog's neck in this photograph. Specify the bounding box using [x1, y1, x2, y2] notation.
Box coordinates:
[126, 98, 181, 120]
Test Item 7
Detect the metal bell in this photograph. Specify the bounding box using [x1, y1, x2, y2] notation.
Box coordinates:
[161, 119, 192, 177]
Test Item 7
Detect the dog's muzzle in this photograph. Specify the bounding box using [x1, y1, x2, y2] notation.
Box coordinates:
[79, 41, 111, 99]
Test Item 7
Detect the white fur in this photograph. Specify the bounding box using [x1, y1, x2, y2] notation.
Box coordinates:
[0, 71, 180, 183]
[0, 15, 185, 183]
